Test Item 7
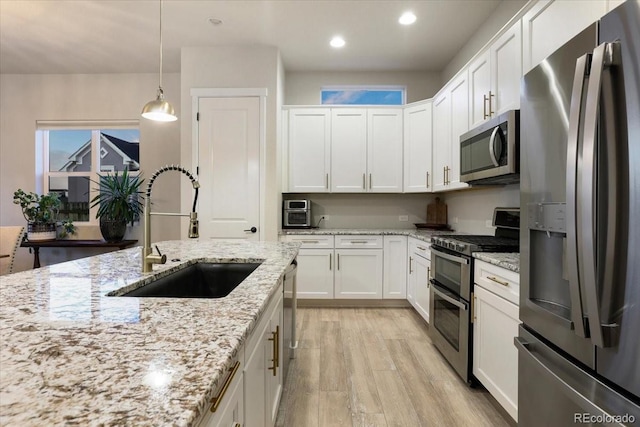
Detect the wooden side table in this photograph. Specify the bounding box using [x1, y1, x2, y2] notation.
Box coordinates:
[20, 240, 138, 269]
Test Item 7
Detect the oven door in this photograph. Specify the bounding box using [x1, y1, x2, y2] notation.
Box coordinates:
[283, 210, 310, 228]
[430, 247, 471, 298]
[429, 281, 471, 383]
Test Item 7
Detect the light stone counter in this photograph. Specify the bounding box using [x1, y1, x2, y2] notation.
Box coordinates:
[279, 228, 460, 244]
[473, 252, 520, 273]
[0, 239, 299, 426]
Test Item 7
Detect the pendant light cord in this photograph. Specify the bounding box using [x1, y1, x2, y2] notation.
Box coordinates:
[158, 0, 163, 91]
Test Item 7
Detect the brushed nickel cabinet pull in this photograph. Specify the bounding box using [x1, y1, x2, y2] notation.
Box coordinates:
[369, 173, 372, 189]
[301, 240, 320, 244]
[487, 276, 509, 286]
[483, 94, 489, 119]
[337, 253, 340, 270]
[329, 253, 332, 270]
[488, 91, 495, 117]
[417, 245, 427, 251]
[427, 266, 431, 280]
[426, 171, 430, 188]
[472, 294, 476, 323]
[363, 173, 366, 189]
[443, 166, 447, 185]
[409, 256, 413, 274]
[326, 173, 329, 189]
[210, 361, 241, 412]
[350, 240, 369, 244]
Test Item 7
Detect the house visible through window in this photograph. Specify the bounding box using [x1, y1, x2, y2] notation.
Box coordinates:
[38, 124, 140, 223]
[321, 86, 405, 105]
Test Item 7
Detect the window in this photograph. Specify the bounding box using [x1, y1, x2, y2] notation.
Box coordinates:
[37, 122, 140, 224]
[321, 86, 405, 105]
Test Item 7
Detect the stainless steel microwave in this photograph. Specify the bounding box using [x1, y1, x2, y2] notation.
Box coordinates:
[283, 200, 312, 228]
[460, 110, 520, 185]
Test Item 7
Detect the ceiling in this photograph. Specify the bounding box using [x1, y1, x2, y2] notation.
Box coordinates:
[0, 0, 502, 75]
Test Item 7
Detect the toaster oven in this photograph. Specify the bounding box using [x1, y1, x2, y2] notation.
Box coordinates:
[283, 200, 312, 228]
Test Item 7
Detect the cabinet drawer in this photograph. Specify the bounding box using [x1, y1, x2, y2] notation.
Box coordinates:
[284, 235, 334, 249]
[335, 235, 383, 249]
[474, 259, 519, 305]
[408, 238, 431, 259]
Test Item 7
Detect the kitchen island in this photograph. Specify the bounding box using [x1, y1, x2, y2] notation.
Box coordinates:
[0, 239, 299, 426]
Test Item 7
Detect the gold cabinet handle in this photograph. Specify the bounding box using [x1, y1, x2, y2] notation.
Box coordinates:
[210, 361, 241, 413]
[487, 276, 509, 286]
[268, 325, 279, 376]
[350, 240, 369, 244]
[409, 256, 413, 274]
[301, 240, 320, 244]
[483, 94, 489, 119]
[488, 91, 495, 117]
[417, 246, 427, 251]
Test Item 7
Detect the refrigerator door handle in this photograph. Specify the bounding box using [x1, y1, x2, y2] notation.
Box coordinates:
[582, 42, 620, 348]
[566, 54, 590, 338]
[514, 337, 613, 418]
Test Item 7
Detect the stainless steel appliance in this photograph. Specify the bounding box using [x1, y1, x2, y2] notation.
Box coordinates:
[460, 110, 520, 185]
[518, 1, 640, 424]
[283, 199, 312, 228]
[429, 208, 520, 384]
[283, 259, 298, 381]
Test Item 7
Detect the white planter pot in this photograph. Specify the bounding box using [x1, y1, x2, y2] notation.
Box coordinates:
[27, 223, 56, 242]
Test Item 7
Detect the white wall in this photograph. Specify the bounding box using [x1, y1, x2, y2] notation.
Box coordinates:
[284, 71, 441, 105]
[180, 46, 281, 241]
[285, 193, 436, 230]
[0, 73, 181, 271]
[441, 0, 528, 84]
[443, 185, 520, 234]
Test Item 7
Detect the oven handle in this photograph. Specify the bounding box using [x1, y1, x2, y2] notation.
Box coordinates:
[430, 247, 469, 265]
[431, 281, 468, 311]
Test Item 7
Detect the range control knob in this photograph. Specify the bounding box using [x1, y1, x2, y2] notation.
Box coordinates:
[456, 243, 467, 252]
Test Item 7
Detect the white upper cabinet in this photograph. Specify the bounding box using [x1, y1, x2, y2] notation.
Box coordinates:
[331, 109, 368, 192]
[522, 0, 607, 73]
[403, 101, 433, 192]
[469, 21, 522, 129]
[433, 71, 470, 192]
[288, 108, 331, 192]
[368, 109, 404, 192]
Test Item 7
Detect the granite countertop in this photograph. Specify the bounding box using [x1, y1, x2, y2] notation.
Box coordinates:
[0, 239, 299, 426]
[473, 252, 520, 273]
[280, 228, 461, 243]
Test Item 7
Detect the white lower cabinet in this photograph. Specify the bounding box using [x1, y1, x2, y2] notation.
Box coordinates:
[383, 235, 407, 299]
[198, 351, 244, 427]
[334, 248, 383, 299]
[408, 238, 431, 323]
[472, 261, 520, 421]
[283, 236, 334, 299]
[244, 284, 283, 427]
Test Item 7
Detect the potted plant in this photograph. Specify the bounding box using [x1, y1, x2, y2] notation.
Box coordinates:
[90, 169, 144, 242]
[13, 190, 61, 241]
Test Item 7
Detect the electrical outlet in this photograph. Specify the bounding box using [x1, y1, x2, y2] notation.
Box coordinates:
[485, 220, 493, 228]
[399, 215, 409, 222]
[453, 217, 459, 224]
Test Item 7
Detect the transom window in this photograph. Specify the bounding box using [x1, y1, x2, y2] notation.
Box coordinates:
[321, 86, 405, 105]
[37, 122, 140, 223]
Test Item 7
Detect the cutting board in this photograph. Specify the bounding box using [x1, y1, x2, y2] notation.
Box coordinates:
[426, 197, 448, 225]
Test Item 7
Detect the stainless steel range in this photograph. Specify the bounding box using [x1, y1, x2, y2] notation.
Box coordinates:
[429, 207, 519, 385]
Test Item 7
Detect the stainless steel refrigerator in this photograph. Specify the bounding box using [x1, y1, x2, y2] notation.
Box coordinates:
[518, 1, 640, 425]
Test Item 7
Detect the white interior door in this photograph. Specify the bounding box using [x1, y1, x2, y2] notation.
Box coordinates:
[198, 96, 260, 240]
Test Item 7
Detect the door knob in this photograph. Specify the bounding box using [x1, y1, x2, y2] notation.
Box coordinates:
[244, 227, 257, 233]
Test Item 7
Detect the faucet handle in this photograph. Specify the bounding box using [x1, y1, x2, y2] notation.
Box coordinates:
[154, 245, 167, 263]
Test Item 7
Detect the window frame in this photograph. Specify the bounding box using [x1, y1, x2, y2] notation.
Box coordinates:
[320, 85, 406, 105]
[36, 121, 140, 226]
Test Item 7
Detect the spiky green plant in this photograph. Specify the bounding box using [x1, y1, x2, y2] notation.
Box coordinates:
[90, 169, 144, 224]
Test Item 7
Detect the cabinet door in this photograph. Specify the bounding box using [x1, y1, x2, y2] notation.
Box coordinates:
[334, 249, 383, 299]
[447, 71, 470, 190]
[432, 92, 450, 192]
[473, 285, 521, 421]
[289, 108, 331, 192]
[522, 0, 606, 73]
[403, 102, 433, 192]
[296, 249, 334, 299]
[331, 109, 367, 192]
[383, 235, 408, 299]
[368, 109, 403, 192]
[468, 51, 491, 129]
[412, 254, 430, 323]
[244, 327, 267, 427]
[491, 20, 522, 115]
[266, 296, 283, 426]
[199, 367, 244, 427]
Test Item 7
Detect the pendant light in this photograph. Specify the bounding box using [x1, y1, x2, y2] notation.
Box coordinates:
[141, 0, 177, 122]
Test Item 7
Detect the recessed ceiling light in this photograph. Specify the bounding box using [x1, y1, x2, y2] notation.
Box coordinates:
[330, 36, 346, 48]
[208, 18, 223, 26]
[399, 12, 417, 25]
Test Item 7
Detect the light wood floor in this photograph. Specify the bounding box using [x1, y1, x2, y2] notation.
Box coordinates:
[276, 307, 514, 427]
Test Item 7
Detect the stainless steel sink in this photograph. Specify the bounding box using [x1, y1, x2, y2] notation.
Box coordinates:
[119, 262, 262, 298]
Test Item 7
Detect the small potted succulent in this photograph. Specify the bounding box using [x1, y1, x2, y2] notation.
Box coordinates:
[90, 169, 144, 242]
[13, 190, 61, 241]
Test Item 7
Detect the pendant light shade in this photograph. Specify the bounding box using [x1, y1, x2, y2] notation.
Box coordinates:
[142, 0, 177, 122]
